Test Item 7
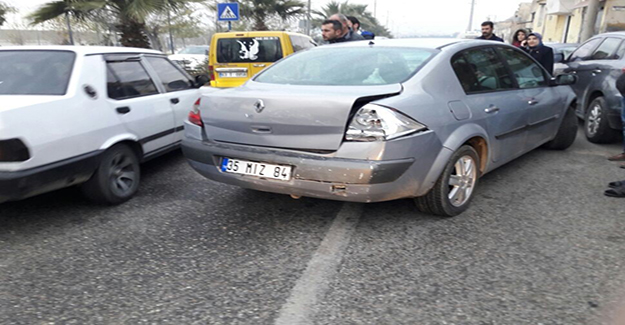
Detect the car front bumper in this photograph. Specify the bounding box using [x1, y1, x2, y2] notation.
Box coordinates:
[181, 133, 445, 203]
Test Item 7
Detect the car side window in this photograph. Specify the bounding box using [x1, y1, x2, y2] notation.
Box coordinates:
[615, 41, 625, 60]
[569, 38, 602, 61]
[451, 54, 480, 93]
[290, 36, 305, 52]
[106, 61, 159, 100]
[591, 38, 623, 60]
[145, 57, 193, 92]
[452, 47, 515, 94]
[497, 47, 547, 89]
[303, 36, 317, 49]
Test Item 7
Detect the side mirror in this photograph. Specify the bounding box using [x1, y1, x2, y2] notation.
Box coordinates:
[554, 53, 564, 63]
[552, 74, 576, 86]
[195, 74, 210, 88]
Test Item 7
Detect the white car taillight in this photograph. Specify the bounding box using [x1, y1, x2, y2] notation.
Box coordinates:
[188, 98, 203, 127]
[345, 104, 427, 142]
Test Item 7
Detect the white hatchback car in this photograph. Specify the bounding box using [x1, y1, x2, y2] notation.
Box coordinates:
[0, 46, 204, 204]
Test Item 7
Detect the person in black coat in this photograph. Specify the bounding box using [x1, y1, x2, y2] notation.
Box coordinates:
[522, 32, 554, 75]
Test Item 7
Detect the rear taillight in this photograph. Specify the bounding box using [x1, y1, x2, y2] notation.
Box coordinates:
[189, 98, 203, 127]
[208, 65, 215, 81]
[345, 104, 427, 142]
[0, 139, 30, 162]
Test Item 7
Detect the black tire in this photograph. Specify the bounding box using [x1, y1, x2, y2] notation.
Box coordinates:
[80, 144, 140, 205]
[414, 145, 480, 217]
[584, 97, 619, 143]
[543, 107, 577, 150]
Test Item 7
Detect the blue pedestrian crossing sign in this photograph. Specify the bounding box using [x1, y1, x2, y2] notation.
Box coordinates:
[217, 3, 240, 21]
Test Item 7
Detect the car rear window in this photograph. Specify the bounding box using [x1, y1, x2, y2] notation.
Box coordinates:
[254, 47, 436, 86]
[217, 37, 283, 63]
[0, 50, 75, 95]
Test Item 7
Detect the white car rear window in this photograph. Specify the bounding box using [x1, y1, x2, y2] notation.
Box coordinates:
[0, 51, 75, 95]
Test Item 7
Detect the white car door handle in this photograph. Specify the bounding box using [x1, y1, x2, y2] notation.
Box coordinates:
[485, 107, 500, 114]
[528, 99, 539, 105]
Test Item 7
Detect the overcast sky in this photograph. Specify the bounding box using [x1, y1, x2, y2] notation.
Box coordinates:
[6, 0, 523, 37]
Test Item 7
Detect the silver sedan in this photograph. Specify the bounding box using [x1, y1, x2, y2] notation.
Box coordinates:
[182, 39, 578, 217]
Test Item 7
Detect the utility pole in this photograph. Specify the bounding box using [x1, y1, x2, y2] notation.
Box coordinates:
[374, 0, 377, 18]
[580, 0, 600, 42]
[306, 0, 311, 35]
[467, 0, 476, 31]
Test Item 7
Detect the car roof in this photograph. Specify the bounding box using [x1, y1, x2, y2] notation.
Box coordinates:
[0, 45, 164, 56]
[320, 38, 507, 50]
[595, 31, 625, 38]
[545, 42, 579, 47]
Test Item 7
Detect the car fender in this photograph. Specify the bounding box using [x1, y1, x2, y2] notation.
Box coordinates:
[99, 134, 140, 152]
[416, 123, 490, 197]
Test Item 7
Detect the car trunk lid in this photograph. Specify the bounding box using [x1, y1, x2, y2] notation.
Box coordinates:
[200, 82, 402, 151]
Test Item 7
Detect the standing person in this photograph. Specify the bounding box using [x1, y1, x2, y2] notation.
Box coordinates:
[328, 13, 365, 42]
[607, 73, 625, 163]
[523, 32, 554, 75]
[512, 29, 527, 47]
[347, 15, 375, 40]
[476, 21, 504, 42]
[321, 20, 348, 44]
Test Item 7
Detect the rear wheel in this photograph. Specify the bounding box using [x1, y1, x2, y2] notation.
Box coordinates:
[584, 97, 618, 143]
[543, 107, 577, 150]
[80, 144, 140, 205]
[415, 145, 480, 217]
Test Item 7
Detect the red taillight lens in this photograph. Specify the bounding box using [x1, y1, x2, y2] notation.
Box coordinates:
[208, 65, 215, 81]
[189, 98, 203, 127]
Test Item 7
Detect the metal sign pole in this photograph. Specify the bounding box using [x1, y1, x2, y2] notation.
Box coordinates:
[228, 21, 232, 31]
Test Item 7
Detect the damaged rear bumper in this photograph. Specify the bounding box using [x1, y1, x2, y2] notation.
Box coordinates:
[181, 138, 420, 203]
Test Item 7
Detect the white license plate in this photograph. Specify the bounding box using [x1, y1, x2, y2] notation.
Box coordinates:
[220, 158, 292, 181]
[219, 72, 247, 78]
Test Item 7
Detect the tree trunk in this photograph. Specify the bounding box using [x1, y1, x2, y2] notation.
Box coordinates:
[253, 17, 268, 31]
[65, 12, 74, 45]
[118, 18, 151, 48]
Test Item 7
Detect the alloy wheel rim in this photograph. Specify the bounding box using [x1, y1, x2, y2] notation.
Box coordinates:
[108, 153, 136, 197]
[448, 155, 477, 207]
[587, 104, 602, 136]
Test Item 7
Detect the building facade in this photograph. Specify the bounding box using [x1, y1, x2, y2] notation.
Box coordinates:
[497, 0, 625, 44]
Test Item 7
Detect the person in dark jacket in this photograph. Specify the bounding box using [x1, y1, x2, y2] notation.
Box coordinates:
[476, 21, 504, 42]
[512, 29, 527, 47]
[607, 73, 625, 163]
[523, 32, 554, 75]
[328, 14, 365, 42]
[603, 73, 625, 197]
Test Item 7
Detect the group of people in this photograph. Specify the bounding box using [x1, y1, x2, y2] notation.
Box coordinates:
[478, 21, 554, 74]
[321, 14, 375, 44]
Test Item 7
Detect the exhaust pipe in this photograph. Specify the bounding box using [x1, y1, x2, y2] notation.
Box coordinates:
[290, 194, 302, 199]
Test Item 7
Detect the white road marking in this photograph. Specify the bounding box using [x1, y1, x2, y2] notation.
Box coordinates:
[274, 203, 363, 325]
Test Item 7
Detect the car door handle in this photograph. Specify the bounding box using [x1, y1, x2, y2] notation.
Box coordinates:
[252, 64, 266, 68]
[528, 99, 539, 105]
[592, 69, 602, 74]
[170, 98, 180, 104]
[485, 107, 500, 114]
[116, 106, 131, 114]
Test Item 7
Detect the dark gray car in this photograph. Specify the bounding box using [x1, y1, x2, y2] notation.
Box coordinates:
[182, 39, 577, 217]
[561, 32, 625, 143]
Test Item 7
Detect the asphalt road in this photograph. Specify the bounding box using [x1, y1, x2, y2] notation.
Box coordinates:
[2, 126, 625, 325]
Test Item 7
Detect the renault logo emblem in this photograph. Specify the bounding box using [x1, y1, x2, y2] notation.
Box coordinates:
[254, 99, 265, 113]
